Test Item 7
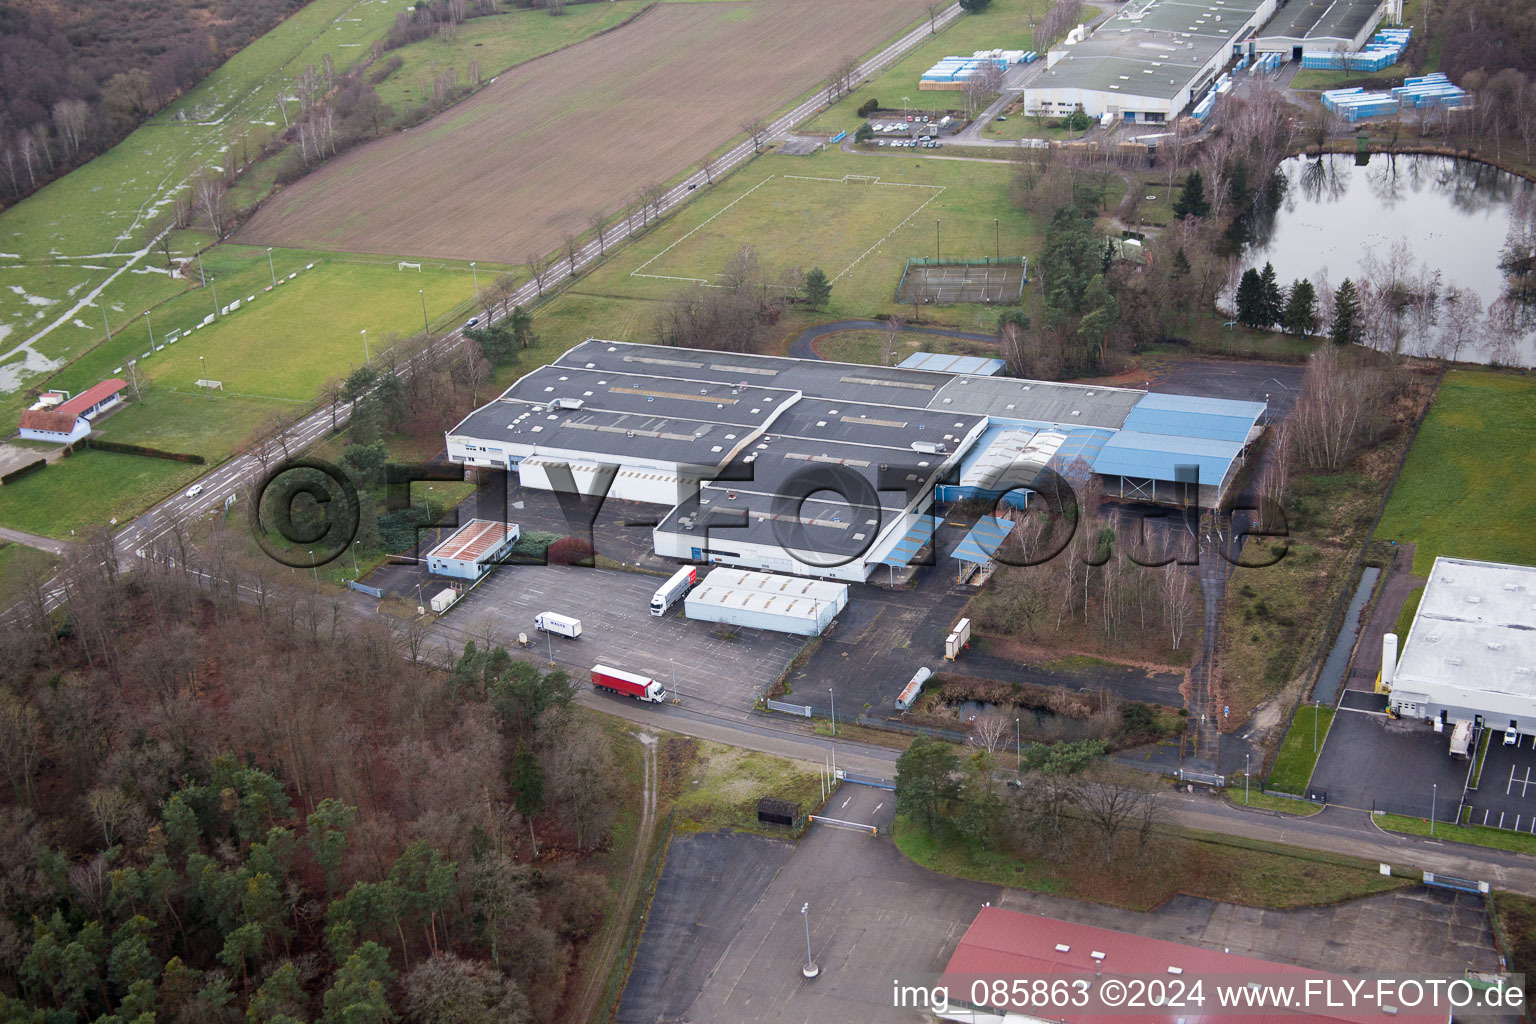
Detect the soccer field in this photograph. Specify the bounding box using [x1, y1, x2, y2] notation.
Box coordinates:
[633, 174, 944, 287]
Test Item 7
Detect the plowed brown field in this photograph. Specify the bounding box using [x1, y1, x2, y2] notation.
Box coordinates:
[236, 0, 931, 263]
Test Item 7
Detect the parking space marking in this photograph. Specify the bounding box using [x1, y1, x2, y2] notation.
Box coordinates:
[1509, 764, 1536, 798]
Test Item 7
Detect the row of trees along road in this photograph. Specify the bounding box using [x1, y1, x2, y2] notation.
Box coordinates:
[0, 542, 628, 1023]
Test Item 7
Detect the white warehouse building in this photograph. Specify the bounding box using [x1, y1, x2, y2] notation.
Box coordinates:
[1024, 0, 1277, 123]
[684, 568, 849, 636]
[1388, 557, 1536, 738]
[446, 341, 1265, 583]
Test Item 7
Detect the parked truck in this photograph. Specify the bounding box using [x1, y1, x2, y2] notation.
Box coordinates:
[650, 565, 698, 616]
[591, 664, 667, 703]
[534, 612, 582, 639]
[1449, 719, 1473, 759]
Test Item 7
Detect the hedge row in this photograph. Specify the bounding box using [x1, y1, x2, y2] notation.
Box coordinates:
[81, 438, 205, 464]
[1, 459, 46, 485]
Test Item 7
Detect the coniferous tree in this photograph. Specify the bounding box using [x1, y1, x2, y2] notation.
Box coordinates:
[1259, 262, 1284, 327]
[1331, 278, 1363, 345]
[1172, 170, 1210, 219]
[1235, 268, 1267, 328]
[1283, 278, 1318, 335]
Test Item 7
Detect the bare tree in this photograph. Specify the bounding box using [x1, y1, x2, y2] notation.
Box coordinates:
[196, 174, 229, 236]
[927, 2, 942, 33]
[1162, 565, 1194, 651]
[1439, 284, 1481, 362]
[1078, 769, 1154, 865]
[700, 154, 716, 185]
[742, 117, 769, 154]
[563, 232, 579, 277]
[970, 714, 1009, 755]
[527, 252, 552, 298]
[881, 314, 907, 365]
[589, 212, 609, 256]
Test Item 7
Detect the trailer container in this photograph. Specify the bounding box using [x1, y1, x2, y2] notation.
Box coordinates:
[591, 664, 667, 703]
[650, 565, 699, 616]
[534, 612, 582, 638]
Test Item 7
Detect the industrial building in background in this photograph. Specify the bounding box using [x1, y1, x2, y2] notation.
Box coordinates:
[1386, 557, 1536, 740]
[1254, 0, 1390, 58]
[683, 568, 849, 636]
[447, 341, 1265, 582]
[1022, 0, 1277, 123]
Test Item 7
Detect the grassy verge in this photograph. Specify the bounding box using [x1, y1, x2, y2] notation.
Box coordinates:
[895, 815, 1410, 910]
[1226, 790, 1325, 816]
[1470, 728, 1492, 790]
[670, 739, 826, 836]
[1490, 893, 1536, 990]
[1267, 705, 1336, 794]
[1376, 370, 1536, 575]
[0, 451, 204, 539]
[1377, 812, 1536, 856]
[0, 543, 57, 608]
[812, 328, 1002, 366]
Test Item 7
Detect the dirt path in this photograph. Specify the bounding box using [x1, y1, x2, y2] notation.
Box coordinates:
[572, 731, 658, 1024]
[1343, 542, 1423, 693]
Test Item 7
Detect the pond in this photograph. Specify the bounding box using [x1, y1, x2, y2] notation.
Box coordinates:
[1243, 153, 1536, 367]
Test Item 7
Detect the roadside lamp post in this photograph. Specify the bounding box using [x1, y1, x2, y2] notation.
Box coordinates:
[145, 312, 155, 348]
[670, 658, 677, 701]
[266, 247, 277, 287]
[994, 218, 1000, 260]
[361, 329, 370, 362]
[200, 356, 208, 400]
[801, 903, 819, 979]
[351, 539, 359, 578]
[1431, 783, 1437, 836]
[471, 261, 480, 301]
[829, 687, 836, 736]
[1314, 701, 1319, 752]
[100, 298, 112, 343]
[196, 250, 207, 287]
[309, 550, 317, 585]
[903, 96, 910, 119]
[546, 627, 553, 665]
[210, 277, 220, 319]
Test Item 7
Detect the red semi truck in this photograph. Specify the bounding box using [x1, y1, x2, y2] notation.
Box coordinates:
[591, 664, 667, 703]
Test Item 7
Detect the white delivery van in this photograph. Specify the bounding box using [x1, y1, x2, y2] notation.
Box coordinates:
[534, 612, 583, 639]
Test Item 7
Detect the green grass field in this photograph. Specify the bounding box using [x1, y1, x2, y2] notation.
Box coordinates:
[1267, 704, 1335, 794]
[1378, 812, 1536, 856]
[0, 450, 205, 539]
[1227, 790, 1325, 816]
[565, 146, 1036, 337]
[1376, 371, 1536, 576]
[372, 3, 646, 112]
[635, 173, 944, 286]
[0, 0, 405, 350]
[802, 0, 1054, 135]
[0, 542, 56, 607]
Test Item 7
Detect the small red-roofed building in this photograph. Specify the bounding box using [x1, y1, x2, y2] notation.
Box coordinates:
[18, 379, 128, 443]
[425, 519, 520, 579]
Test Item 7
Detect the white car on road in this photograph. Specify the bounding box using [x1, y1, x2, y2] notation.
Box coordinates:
[185, 484, 203, 499]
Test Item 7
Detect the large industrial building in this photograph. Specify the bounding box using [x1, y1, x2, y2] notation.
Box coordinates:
[1254, 0, 1389, 57]
[1387, 557, 1536, 738]
[446, 341, 1265, 582]
[1022, 0, 1277, 123]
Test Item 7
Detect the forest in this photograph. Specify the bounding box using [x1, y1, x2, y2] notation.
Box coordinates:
[0, 0, 312, 201]
[0, 539, 625, 1022]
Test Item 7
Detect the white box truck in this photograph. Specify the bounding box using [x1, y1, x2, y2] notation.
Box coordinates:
[1449, 719, 1472, 759]
[650, 565, 698, 616]
[534, 612, 582, 639]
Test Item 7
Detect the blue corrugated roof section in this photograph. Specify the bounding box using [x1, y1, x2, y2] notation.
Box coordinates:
[880, 514, 941, 566]
[952, 516, 1015, 564]
[1091, 431, 1244, 484]
[1046, 426, 1115, 470]
[1124, 393, 1266, 441]
[897, 352, 1007, 376]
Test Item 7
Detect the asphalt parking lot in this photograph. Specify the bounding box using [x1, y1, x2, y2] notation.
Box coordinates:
[621, 783, 1500, 1024]
[1465, 731, 1536, 832]
[618, 832, 796, 1024]
[680, 785, 996, 1024]
[1308, 707, 1471, 818]
[438, 563, 807, 713]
